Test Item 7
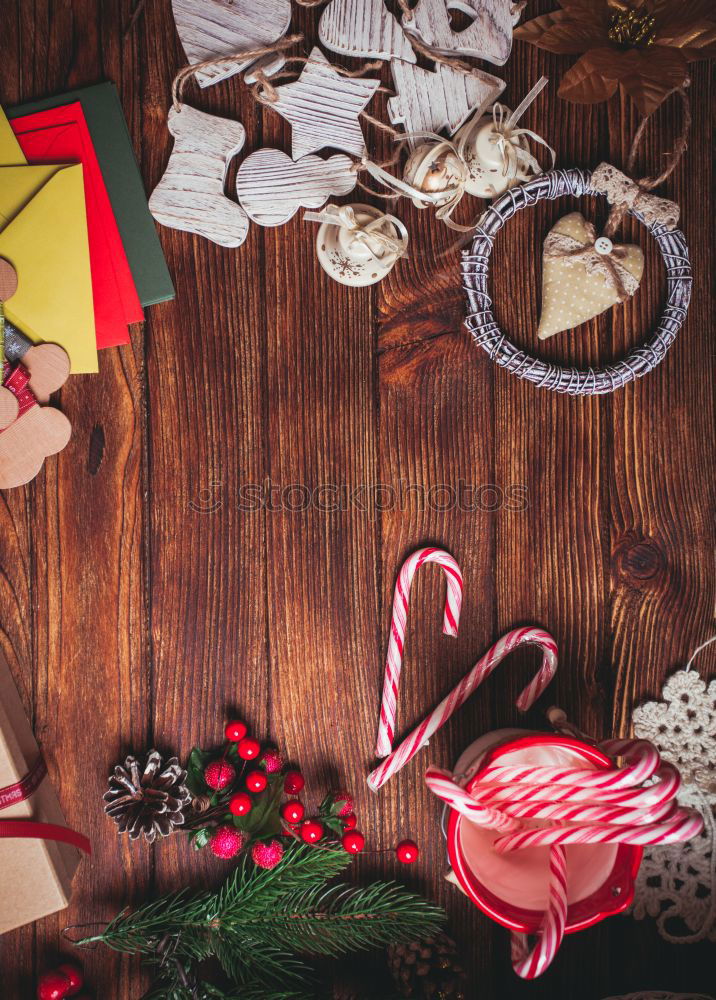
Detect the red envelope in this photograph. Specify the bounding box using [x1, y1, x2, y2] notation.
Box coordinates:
[10, 102, 144, 348]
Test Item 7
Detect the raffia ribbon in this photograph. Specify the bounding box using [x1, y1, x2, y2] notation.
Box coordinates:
[457, 77, 555, 184]
[304, 204, 409, 259]
[592, 162, 680, 232]
[544, 220, 640, 303]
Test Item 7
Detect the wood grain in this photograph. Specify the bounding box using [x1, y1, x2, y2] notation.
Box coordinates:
[0, 1, 714, 997]
[149, 104, 249, 247]
[388, 58, 505, 146]
[319, 0, 417, 64]
[404, 0, 518, 65]
[236, 149, 357, 227]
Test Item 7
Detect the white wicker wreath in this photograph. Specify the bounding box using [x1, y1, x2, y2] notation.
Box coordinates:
[462, 168, 692, 396]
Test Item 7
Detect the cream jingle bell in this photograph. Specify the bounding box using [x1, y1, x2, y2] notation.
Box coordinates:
[307, 203, 409, 287]
[455, 75, 554, 198]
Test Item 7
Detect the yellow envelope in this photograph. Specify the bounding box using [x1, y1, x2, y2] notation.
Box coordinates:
[0, 110, 26, 165]
[0, 163, 97, 373]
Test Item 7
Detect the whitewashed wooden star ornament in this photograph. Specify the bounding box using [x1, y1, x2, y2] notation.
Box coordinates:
[171, 0, 292, 87]
[319, 0, 416, 64]
[270, 47, 381, 161]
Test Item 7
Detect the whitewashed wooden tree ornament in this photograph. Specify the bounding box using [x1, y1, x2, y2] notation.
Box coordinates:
[236, 149, 357, 227]
[269, 47, 381, 161]
[318, 0, 416, 64]
[149, 105, 250, 248]
[402, 0, 523, 65]
[171, 0, 292, 87]
[388, 58, 505, 148]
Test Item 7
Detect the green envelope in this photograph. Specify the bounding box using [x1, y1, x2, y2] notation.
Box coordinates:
[8, 82, 174, 307]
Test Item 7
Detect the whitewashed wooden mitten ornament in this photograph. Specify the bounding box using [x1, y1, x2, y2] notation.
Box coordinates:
[310, 204, 408, 287]
[538, 213, 644, 340]
[388, 59, 504, 149]
[171, 0, 292, 87]
[271, 47, 381, 161]
[455, 77, 553, 198]
[236, 150, 357, 227]
[402, 0, 523, 65]
[149, 106, 250, 248]
[319, 0, 416, 64]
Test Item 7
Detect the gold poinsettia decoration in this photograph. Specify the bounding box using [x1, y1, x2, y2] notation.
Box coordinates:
[514, 0, 716, 114]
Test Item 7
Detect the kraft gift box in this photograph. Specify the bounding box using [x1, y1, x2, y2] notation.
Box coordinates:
[0, 649, 83, 934]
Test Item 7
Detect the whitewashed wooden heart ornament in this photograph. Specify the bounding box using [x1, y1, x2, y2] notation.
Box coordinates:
[236, 149, 357, 227]
[271, 47, 381, 161]
[538, 213, 644, 340]
[171, 0, 292, 88]
[319, 0, 416, 64]
[149, 105, 250, 248]
[388, 59, 504, 148]
[403, 0, 522, 65]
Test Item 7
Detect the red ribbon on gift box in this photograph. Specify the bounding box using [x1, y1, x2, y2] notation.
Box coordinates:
[0, 756, 91, 855]
[2, 360, 37, 421]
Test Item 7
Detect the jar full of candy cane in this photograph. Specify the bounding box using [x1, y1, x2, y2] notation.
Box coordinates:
[428, 727, 703, 980]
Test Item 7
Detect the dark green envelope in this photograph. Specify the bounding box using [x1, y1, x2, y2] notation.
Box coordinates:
[8, 81, 174, 307]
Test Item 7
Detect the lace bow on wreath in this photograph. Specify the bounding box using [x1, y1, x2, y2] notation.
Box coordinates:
[630, 639, 716, 944]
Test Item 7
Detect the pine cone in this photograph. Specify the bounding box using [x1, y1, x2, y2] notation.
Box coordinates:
[387, 933, 468, 999]
[104, 749, 191, 843]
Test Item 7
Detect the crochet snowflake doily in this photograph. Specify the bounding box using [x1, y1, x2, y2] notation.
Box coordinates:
[630, 660, 716, 944]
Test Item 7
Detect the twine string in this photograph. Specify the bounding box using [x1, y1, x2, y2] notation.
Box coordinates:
[171, 34, 304, 112]
[604, 84, 691, 237]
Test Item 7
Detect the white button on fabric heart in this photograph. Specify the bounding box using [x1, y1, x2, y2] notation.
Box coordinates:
[594, 236, 613, 255]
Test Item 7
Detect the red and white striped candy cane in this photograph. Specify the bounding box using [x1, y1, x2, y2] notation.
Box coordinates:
[494, 795, 677, 827]
[510, 845, 568, 980]
[375, 548, 464, 758]
[424, 766, 520, 833]
[493, 807, 704, 852]
[368, 626, 558, 791]
[477, 739, 661, 790]
[468, 761, 681, 808]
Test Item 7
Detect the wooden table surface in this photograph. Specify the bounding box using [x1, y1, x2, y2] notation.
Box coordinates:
[1, 2, 714, 998]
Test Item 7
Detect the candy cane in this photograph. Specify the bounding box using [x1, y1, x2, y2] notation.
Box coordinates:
[494, 796, 677, 827]
[368, 626, 558, 791]
[425, 766, 520, 833]
[375, 548, 463, 759]
[493, 808, 703, 852]
[510, 845, 568, 980]
[467, 762, 681, 808]
[477, 739, 661, 790]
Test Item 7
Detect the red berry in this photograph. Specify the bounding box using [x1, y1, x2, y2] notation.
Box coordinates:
[300, 819, 325, 844]
[260, 747, 284, 773]
[209, 825, 246, 860]
[342, 813, 357, 830]
[56, 965, 83, 996]
[228, 792, 253, 817]
[245, 769, 268, 793]
[395, 839, 419, 864]
[251, 838, 285, 869]
[284, 770, 305, 794]
[280, 799, 305, 825]
[333, 789, 354, 817]
[37, 972, 72, 1000]
[341, 831, 365, 854]
[237, 737, 261, 760]
[224, 719, 248, 742]
[204, 759, 236, 791]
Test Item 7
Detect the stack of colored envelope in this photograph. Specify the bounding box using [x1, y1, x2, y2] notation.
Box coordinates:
[0, 83, 175, 376]
[0, 110, 98, 373]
